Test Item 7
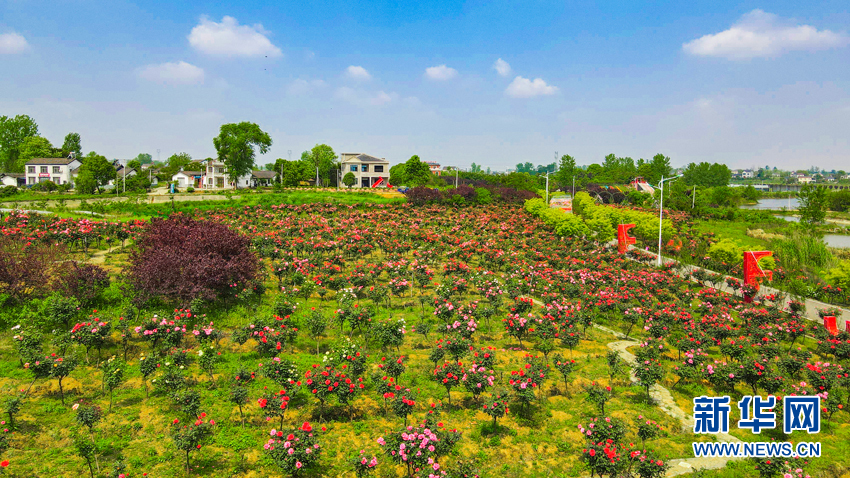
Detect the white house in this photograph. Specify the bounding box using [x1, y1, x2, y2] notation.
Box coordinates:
[251, 170, 277, 187]
[741, 169, 754, 179]
[798, 176, 813, 184]
[25, 157, 81, 186]
[0, 173, 24, 187]
[339, 153, 390, 188]
[200, 159, 251, 189]
[172, 170, 204, 189]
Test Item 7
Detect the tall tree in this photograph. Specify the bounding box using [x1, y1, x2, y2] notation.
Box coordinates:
[272, 159, 310, 187]
[646, 153, 672, 184]
[213, 123, 272, 188]
[682, 162, 731, 188]
[300, 144, 338, 186]
[160, 152, 193, 179]
[61, 133, 82, 158]
[78, 152, 116, 193]
[18, 137, 61, 169]
[403, 155, 432, 186]
[469, 162, 482, 173]
[0, 114, 39, 172]
[135, 153, 153, 165]
[555, 154, 576, 190]
[798, 185, 829, 226]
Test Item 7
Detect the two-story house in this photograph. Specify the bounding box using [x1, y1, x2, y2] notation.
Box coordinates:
[425, 161, 441, 176]
[339, 153, 390, 188]
[200, 159, 251, 189]
[25, 157, 82, 186]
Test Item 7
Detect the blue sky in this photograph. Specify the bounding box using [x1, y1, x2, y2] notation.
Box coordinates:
[1, 0, 848, 170]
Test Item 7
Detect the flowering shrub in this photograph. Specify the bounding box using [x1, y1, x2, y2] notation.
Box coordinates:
[432, 362, 463, 406]
[461, 364, 495, 401]
[584, 382, 613, 416]
[265, 422, 321, 475]
[351, 450, 379, 478]
[171, 414, 215, 475]
[377, 418, 461, 477]
[482, 394, 509, 426]
[258, 390, 291, 429]
[504, 313, 533, 347]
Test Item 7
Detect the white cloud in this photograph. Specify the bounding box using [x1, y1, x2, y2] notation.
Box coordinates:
[335, 87, 398, 106]
[424, 64, 458, 80]
[188, 16, 282, 57]
[287, 78, 327, 95]
[345, 65, 372, 81]
[683, 9, 849, 59]
[0, 32, 29, 54]
[138, 61, 205, 85]
[493, 58, 511, 77]
[505, 76, 558, 98]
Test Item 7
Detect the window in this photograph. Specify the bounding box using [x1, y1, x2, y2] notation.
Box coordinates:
[28, 166, 35, 174]
[374, 165, 384, 173]
[53, 166, 61, 173]
[28, 177, 35, 185]
[350, 165, 357, 172]
[53, 177, 60, 184]
[361, 165, 369, 172]
[40, 166, 48, 174]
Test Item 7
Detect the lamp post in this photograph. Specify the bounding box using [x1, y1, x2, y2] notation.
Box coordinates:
[691, 185, 696, 208]
[657, 174, 683, 267]
[545, 172, 550, 204]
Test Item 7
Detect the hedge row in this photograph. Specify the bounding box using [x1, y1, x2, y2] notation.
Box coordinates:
[572, 192, 674, 243]
[524, 198, 590, 237]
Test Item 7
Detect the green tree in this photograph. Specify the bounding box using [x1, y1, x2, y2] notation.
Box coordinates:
[646, 153, 672, 184]
[682, 162, 731, 187]
[301, 144, 338, 186]
[62, 133, 82, 158]
[0, 114, 39, 172]
[214, 122, 272, 188]
[403, 155, 432, 186]
[160, 152, 193, 179]
[127, 159, 142, 171]
[389, 163, 407, 186]
[78, 152, 116, 193]
[798, 184, 829, 226]
[272, 159, 310, 187]
[343, 171, 356, 188]
[555, 154, 576, 191]
[469, 162, 482, 173]
[135, 153, 153, 164]
[17, 136, 61, 169]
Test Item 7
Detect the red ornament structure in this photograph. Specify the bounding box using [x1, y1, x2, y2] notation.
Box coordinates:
[743, 251, 773, 303]
[823, 316, 839, 336]
[617, 224, 636, 254]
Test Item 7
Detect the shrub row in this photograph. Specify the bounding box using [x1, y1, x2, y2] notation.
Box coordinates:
[572, 192, 674, 243]
[524, 198, 590, 237]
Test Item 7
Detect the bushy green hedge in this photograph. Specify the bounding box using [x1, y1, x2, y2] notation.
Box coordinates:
[572, 192, 674, 243]
[524, 198, 590, 237]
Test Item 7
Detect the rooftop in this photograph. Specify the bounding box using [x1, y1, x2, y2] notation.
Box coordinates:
[24, 157, 78, 165]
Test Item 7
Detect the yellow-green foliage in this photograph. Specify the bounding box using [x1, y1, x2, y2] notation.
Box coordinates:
[571, 192, 673, 242]
[707, 239, 742, 265]
[826, 259, 850, 291]
[525, 198, 590, 237]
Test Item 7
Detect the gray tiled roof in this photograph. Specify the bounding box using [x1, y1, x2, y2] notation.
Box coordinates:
[353, 154, 388, 163]
[24, 157, 76, 165]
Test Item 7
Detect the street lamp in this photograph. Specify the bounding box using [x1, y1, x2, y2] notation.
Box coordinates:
[545, 172, 550, 204]
[657, 174, 682, 267]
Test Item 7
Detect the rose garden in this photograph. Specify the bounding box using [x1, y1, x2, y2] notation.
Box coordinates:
[0, 196, 848, 478]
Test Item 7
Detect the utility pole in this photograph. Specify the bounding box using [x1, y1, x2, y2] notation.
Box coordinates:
[455, 167, 459, 187]
[123, 160, 126, 193]
[657, 174, 682, 267]
[692, 185, 696, 208]
[545, 172, 550, 204]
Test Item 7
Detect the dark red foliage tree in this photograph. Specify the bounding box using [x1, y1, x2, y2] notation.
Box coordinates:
[54, 262, 110, 306]
[0, 238, 65, 302]
[128, 215, 259, 306]
[406, 186, 442, 206]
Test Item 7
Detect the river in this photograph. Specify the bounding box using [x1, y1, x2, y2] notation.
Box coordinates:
[740, 198, 799, 210]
